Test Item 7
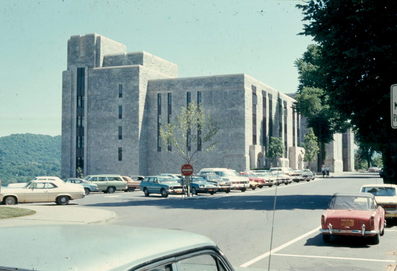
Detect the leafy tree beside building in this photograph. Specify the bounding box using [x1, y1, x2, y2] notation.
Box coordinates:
[303, 128, 319, 169]
[298, 0, 397, 184]
[267, 137, 284, 167]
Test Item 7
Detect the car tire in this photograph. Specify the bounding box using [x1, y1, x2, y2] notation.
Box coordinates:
[143, 188, 150, 197]
[225, 189, 230, 193]
[160, 188, 168, 198]
[322, 234, 331, 243]
[251, 186, 256, 190]
[84, 188, 90, 195]
[56, 196, 70, 205]
[380, 222, 385, 236]
[370, 232, 380, 245]
[3, 196, 17, 205]
[191, 187, 198, 195]
[209, 191, 215, 195]
[241, 188, 246, 192]
[106, 186, 116, 194]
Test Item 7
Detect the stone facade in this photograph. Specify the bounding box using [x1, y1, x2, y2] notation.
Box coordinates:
[61, 34, 354, 177]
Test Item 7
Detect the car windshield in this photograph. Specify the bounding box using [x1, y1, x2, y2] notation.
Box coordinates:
[329, 195, 374, 210]
[215, 170, 238, 177]
[362, 187, 396, 196]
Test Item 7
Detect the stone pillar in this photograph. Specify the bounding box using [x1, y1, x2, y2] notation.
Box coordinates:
[342, 129, 355, 172]
[324, 133, 344, 173]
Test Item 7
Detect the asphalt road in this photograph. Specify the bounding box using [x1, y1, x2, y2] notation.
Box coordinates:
[77, 172, 397, 271]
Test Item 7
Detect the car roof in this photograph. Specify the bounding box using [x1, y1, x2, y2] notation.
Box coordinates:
[0, 225, 217, 271]
[85, 174, 123, 177]
[333, 192, 375, 198]
[361, 184, 397, 188]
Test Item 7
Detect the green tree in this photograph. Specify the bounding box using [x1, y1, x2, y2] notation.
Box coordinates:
[160, 103, 218, 164]
[298, 0, 397, 184]
[303, 128, 320, 167]
[294, 45, 348, 170]
[267, 137, 284, 167]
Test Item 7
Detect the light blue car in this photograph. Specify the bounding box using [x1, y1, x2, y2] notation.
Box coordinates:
[65, 178, 98, 195]
[140, 176, 183, 198]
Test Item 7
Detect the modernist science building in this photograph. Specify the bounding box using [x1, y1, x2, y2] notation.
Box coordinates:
[61, 34, 354, 178]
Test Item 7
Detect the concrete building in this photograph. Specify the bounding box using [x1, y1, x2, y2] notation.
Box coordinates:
[61, 34, 353, 178]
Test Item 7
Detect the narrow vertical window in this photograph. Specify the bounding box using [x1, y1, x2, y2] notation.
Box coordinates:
[252, 86, 257, 145]
[284, 101, 288, 158]
[197, 91, 202, 151]
[186, 92, 191, 151]
[118, 147, 122, 161]
[157, 93, 162, 152]
[118, 105, 122, 119]
[76, 67, 85, 176]
[118, 126, 122, 140]
[262, 91, 267, 150]
[268, 93, 273, 137]
[118, 84, 123, 98]
[186, 91, 191, 105]
[167, 93, 172, 151]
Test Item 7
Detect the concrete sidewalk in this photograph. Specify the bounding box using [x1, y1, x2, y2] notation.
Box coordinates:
[0, 204, 116, 227]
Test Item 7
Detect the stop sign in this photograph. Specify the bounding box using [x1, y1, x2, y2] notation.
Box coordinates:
[181, 164, 193, 176]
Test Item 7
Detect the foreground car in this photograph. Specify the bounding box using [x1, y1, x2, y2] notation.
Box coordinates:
[0, 224, 254, 271]
[360, 184, 397, 220]
[320, 193, 385, 244]
[0, 179, 85, 205]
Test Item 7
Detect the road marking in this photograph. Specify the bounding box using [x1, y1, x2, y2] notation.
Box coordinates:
[240, 226, 321, 267]
[272, 253, 396, 263]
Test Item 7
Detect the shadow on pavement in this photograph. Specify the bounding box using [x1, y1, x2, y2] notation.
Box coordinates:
[305, 234, 371, 248]
[85, 194, 333, 211]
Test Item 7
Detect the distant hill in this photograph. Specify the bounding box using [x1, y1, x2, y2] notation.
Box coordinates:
[0, 134, 61, 185]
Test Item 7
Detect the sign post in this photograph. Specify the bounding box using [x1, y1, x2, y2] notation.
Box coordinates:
[391, 84, 397, 129]
[181, 164, 193, 197]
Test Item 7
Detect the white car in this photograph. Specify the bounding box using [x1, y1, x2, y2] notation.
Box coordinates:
[198, 168, 250, 192]
[360, 184, 397, 219]
[1, 179, 85, 205]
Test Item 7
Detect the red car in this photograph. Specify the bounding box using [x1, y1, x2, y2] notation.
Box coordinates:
[320, 193, 386, 244]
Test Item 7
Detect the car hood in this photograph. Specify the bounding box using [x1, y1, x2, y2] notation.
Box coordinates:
[375, 196, 397, 204]
[324, 209, 375, 220]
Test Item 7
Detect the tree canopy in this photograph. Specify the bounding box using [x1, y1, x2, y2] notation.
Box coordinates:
[298, 0, 397, 183]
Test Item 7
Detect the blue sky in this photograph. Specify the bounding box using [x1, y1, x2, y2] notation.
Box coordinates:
[0, 0, 312, 137]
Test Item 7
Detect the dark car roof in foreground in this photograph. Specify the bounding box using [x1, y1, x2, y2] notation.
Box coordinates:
[0, 225, 217, 271]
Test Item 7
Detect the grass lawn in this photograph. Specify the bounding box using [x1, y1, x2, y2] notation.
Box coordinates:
[0, 206, 36, 219]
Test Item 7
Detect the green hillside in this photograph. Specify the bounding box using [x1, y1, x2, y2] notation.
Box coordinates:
[0, 134, 61, 185]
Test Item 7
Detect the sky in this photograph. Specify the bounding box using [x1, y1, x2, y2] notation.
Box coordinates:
[0, 0, 312, 137]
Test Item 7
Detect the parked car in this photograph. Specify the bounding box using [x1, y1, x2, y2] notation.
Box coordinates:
[251, 170, 276, 186]
[140, 176, 184, 197]
[320, 193, 385, 244]
[200, 173, 232, 193]
[240, 171, 268, 189]
[301, 169, 315, 181]
[360, 184, 397, 220]
[121, 176, 141, 192]
[65, 178, 98, 195]
[198, 168, 250, 192]
[270, 167, 294, 184]
[190, 176, 219, 195]
[84, 175, 127, 193]
[0, 224, 243, 271]
[0, 179, 85, 205]
[290, 170, 304, 182]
